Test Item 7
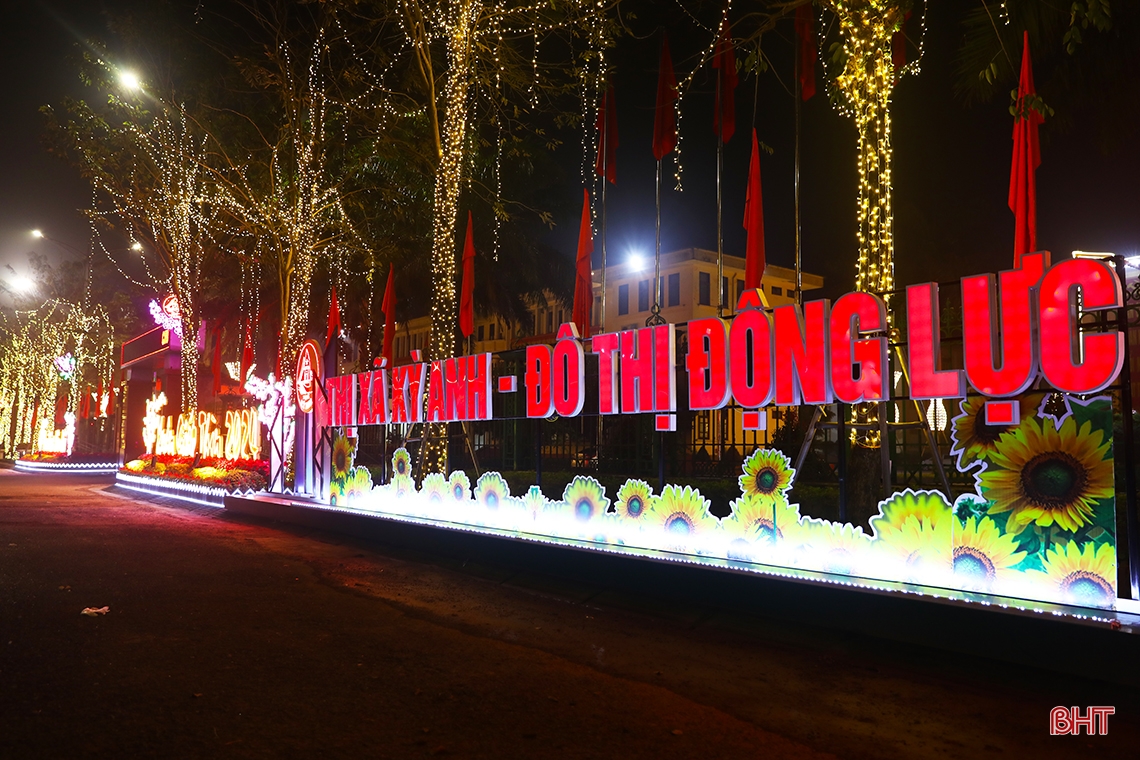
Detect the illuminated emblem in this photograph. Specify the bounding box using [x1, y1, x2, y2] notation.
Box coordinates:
[162, 294, 181, 321]
[295, 340, 322, 414]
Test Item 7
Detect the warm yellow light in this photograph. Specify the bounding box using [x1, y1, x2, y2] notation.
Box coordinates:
[31, 229, 44, 239]
[120, 70, 141, 91]
[10, 276, 35, 293]
[130, 241, 143, 252]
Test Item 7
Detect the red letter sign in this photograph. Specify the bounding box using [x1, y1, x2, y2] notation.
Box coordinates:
[1038, 257, 1123, 393]
[962, 252, 1045, 397]
[906, 283, 964, 399]
[729, 309, 773, 408]
[687, 318, 731, 410]
[830, 292, 888, 404]
[773, 300, 832, 405]
[525, 344, 553, 418]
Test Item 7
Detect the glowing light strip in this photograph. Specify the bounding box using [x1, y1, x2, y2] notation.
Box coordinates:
[14, 459, 118, 474]
[115, 471, 232, 508]
[249, 494, 1125, 627]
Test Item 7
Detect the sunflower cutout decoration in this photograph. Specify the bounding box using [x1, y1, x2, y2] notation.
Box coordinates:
[798, 519, 873, 576]
[614, 480, 653, 524]
[949, 394, 1044, 471]
[738, 448, 794, 500]
[329, 432, 355, 502]
[391, 447, 412, 479]
[1025, 541, 1115, 607]
[980, 415, 1113, 535]
[346, 467, 373, 504]
[952, 516, 1026, 592]
[650, 485, 718, 549]
[521, 485, 547, 521]
[475, 472, 511, 511]
[723, 493, 801, 543]
[562, 476, 610, 523]
[870, 490, 953, 583]
[420, 472, 448, 504]
[448, 470, 472, 503]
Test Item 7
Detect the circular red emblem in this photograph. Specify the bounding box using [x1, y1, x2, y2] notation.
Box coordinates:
[295, 340, 322, 414]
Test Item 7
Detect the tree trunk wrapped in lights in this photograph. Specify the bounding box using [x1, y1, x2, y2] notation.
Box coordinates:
[421, 0, 483, 474]
[829, 0, 909, 451]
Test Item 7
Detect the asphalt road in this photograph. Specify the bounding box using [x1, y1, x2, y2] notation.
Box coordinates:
[1, 470, 1136, 759]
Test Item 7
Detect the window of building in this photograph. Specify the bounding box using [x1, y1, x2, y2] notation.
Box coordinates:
[668, 273, 680, 306]
[556, 308, 564, 326]
[477, 324, 485, 341]
[696, 410, 710, 441]
[489, 322, 497, 340]
[698, 272, 711, 305]
[722, 276, 729, 308]
[546, 310, 554, 333]
[618, 284, 630, 315]
[736, 279, 745, 304]
[638, 280, 649, 312]
[771, 285, 783, 296]
[787, 289, 795, 300]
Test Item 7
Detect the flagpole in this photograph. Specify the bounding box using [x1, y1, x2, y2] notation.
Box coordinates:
[600, 140, 608, 334]
[650, 157, 663, 326]
[794, 33, 803, 306]
[716, 67, 725, 317]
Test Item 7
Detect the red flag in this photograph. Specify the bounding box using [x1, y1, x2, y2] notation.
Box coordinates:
[571, 189, 594, 339]
[743, 128, 766, 291]
[1010, 30, 1043, 266]
[80, 386, 91, 420]
[595, 86, 618, 184]
[653, 34, 678, 160]
[240, 329, 254, 385]
[381, 265, 397, 364]
[54, 394, 67, 428]
[795, 4, 816, 101]
[712, 20, 737, 143]
[326, 286, 342, 348]
[106, 386, 115, 417]
[460, 211, 476, 338]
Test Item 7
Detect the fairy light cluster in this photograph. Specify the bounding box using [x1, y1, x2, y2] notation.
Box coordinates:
[671, 2, 735, 192]
[0, 300, 114, 456]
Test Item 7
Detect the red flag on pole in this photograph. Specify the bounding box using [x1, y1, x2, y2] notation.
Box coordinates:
[240, 329, 254, 384]
[326, 286, 342, 347]
[653, 34, 678, 160]
[743, 128, 766, 291]
[712, 20, 737, 143]
[892, 13, 911, 73]
[595, 86, 618, 184]
[1010, 30, 1043, 267]
[795, 4, 816, 101]
[460, 211, 476, 338]
[381, 265, 397, 364]
[571, 189, 594, 339]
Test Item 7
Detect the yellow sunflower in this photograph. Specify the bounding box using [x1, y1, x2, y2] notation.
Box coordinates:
[952, 516, 1026, 592]
[448, 470, 472, 503]
[949, 393, 1044, 469]
[1025, 541, 1116, 608]
[722, 493, 802, 543]
[331, 434, 354, 481]
[420, 472, 448, 504]
[869, 490, 954, 582]
[346, 467, 373, 504]
[721, 493, 802, 562]
[475, 472, 511, 511]
[650, 485, 719, 549]
[981, 415, 1113, 535]
[870, 489, 952, 536]
[614, 479, 653, 523]
[391, 447, 413, 479]
[521, 485, 547, 521]
[562, 476, 610, 523]
[738, 448, 794, 500]
[391, 473, 414, 497]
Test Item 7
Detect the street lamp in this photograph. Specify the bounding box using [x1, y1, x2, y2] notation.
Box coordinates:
[120, 70, 141, 91]
[10, 275, 36, 294]
[31, 229, 44, 239]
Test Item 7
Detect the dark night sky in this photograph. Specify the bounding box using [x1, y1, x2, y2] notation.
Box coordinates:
[1, 1, 1137, 303]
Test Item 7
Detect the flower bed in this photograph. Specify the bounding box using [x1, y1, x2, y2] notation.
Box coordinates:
[121, 454, 268, 492]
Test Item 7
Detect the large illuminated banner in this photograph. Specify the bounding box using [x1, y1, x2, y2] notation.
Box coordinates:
[309, 255, 1124, 610]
